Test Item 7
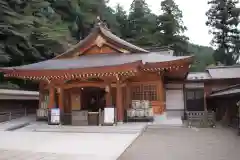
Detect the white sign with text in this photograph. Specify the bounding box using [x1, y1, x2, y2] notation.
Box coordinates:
[104, 108, 115, 124]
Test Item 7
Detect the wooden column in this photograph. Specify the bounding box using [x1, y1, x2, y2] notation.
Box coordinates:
[58, 88, 64, 111]
[158, 76, 165, 114]
[105, 84, 112, 106]
[38, 82, 44, 109]
[38, 91, 44, 109]
[48, 86, 55, 109]
[126, 84, 131, 109]
[116, 80, 124, 122]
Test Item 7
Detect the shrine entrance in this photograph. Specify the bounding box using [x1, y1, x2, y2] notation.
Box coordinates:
[81, 87, 106, 112]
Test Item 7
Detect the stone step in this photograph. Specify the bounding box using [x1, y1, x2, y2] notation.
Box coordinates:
[153, 113, 183, 127]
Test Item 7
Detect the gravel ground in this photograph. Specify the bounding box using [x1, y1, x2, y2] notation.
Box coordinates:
[119, 127, 240, 160]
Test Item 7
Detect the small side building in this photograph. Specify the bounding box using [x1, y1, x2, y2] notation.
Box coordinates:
[185, 66, 240, 128]
[0, 89, 39, 122]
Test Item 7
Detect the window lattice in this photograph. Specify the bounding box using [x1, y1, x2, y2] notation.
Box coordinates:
[131, 84, 158, 101]
[186, 89, 204, 100]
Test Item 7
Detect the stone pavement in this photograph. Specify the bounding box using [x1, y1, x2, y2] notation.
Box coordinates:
[119, 126, 240, 160]
[0, 149, 85, 160]
[0, 122, 146, 160]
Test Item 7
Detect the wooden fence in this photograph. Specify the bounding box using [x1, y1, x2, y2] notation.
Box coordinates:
[0, 108, 28, 123]
[186, 111, 216, 128]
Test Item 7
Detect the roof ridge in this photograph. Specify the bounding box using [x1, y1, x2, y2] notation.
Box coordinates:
[99, 26, 149, 53]
[211, 84, 240, 94]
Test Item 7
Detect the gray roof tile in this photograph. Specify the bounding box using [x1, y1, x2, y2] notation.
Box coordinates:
[3, 52, 191, 71]
[187, 72, 211, 80]
[207, 66, 240, 79]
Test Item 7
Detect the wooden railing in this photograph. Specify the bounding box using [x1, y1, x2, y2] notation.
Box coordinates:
[0, 108, 28, 123]
[186, 111, 216, 128]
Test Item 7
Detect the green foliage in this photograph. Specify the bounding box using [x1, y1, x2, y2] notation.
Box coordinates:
[0, 0, 216, 89]
[128, 0, 157, 46]
[188, 44, 215, 71]
[114, 4, 129, 38]
[155, 0, 189, 56]
[206, 0, 240, 65]
[0, 0, 74, 66]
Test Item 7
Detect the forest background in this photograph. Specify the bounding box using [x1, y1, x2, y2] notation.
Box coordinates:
[1, 0, 239, 90]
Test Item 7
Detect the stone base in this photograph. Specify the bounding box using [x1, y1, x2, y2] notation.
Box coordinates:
[117, 121, 124, 125]
[153, 112, 183, 126]
[153, 112, 167, 123]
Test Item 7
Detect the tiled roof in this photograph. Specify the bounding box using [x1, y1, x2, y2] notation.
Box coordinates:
[210, 88, 240, 97]
[209, 84, 240, 97]
[99, 26, 148, 53]
[55, 24, 148, 58]
[2, 52, 192, 71]
[206, 65, 240, 79]
[187, 72, 211, 80]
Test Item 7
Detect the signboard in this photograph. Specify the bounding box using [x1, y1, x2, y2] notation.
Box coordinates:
[104, 108, 115, 124]
[51, 108, 60, 124]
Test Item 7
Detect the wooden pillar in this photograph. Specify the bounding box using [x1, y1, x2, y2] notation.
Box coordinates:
[158, 76, 165, 114]
[126, 84, 131, 109]
[116, 80, 124, 122]
[38, 82, 44, 109]
[38, 90, 44, 109]
[64, 89, 71, 113]
[105, 85, 112, 106]
[204, 93, 208, 111]
[58, 88, 64, 111]
[48, 86, 55, 109]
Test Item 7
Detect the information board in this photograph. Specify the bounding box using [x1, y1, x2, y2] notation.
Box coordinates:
[51, 108, 60, 124]
[104, 108, 115, 124]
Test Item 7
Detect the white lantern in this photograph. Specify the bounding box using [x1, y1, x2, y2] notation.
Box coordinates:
[105, 85, 110, 93]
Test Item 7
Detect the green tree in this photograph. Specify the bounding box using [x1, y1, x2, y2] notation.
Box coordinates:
[206, 0, 240, 65]
[0, 0, 73, 66]
[53, 0, 119, 40]
[114, 4, 129, 38]
[128, 0, 157, 46]
[0, 0, 75, 90]
[156, 0, 189, 56]
[188, 43, 215, 71]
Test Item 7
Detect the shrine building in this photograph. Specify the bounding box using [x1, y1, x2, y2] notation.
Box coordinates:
[0, 21, 193, 125]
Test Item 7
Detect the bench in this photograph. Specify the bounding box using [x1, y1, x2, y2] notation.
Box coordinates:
[186, 111, 216, 128]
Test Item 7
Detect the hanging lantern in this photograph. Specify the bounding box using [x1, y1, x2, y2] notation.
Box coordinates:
[105, 85, 110, 93]
[56, 88, 61, 93]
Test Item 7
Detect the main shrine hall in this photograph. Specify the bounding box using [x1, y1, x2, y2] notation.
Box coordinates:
[0, 21, 193, 125]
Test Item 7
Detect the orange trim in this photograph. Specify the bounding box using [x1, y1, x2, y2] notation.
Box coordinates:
[75, 43, 96, 56]
[63, 82, 106, 90]
[104, 42, 127, 53]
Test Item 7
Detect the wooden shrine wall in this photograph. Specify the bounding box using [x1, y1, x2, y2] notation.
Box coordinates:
[129, 81, 165, 114]
[70, 89, 81, 111]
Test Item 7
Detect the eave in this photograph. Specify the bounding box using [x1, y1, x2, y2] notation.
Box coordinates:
[1, 61, 142, 81]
